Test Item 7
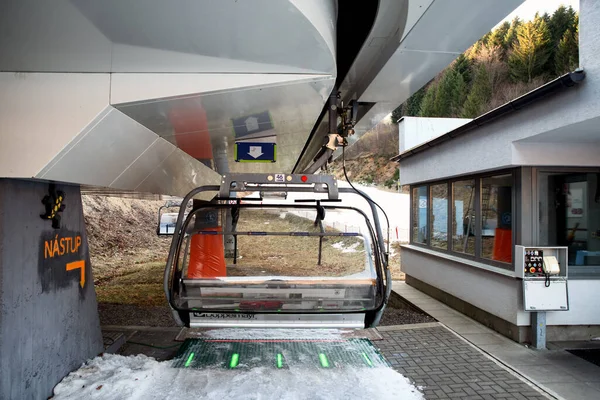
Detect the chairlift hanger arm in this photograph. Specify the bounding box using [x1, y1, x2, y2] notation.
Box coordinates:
[301, 93, 359, 174]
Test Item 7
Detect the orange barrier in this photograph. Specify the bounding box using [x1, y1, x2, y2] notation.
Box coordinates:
[492, 228, 512, 263]
[187, 227, 227, 278]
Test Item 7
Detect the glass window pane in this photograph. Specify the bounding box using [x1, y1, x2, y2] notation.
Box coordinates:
[538, 172, 600, 267]
[430, 184, 448, 249]
[452, 180, 476, 255]
[412, 186, 428, 244]
[481, 174, 513, 263]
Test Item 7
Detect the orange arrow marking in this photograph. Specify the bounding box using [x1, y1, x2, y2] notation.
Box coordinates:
[66, 260, 85, 288]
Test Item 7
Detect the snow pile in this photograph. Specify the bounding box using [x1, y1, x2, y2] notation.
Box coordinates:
[331, 241, 362, 253]
[53, 354, 424, 400]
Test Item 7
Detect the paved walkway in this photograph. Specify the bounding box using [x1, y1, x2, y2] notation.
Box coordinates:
[377, 324, 548, 399]
[392, 281, 600, 400]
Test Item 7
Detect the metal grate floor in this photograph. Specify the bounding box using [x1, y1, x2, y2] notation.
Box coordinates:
[173, 338, 389, 369]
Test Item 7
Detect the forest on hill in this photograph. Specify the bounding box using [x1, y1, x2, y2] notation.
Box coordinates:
[334, 6, 581, 188]
[392, 5, 579, 121]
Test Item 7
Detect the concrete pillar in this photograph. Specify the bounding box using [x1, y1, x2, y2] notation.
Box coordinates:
[0, 179, 102, 400]
[531, 311, 547, 350]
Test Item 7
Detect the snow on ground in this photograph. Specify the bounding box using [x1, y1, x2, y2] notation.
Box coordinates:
[53, 354, 424, 400]
[331, 241, 362, 253]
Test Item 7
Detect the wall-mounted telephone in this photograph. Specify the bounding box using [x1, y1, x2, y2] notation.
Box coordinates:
[542, 256, 560, 275]
[542, 255, 560, 287]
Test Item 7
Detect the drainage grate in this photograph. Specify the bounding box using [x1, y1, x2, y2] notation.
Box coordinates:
[172, 338, 389, 369]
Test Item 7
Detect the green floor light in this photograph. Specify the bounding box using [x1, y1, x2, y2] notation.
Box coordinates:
[318, 353, 330, 368]
[361, 352, 373, 367]
[230, 353, 240, 368]
[276, 353, 284, 369]
[184, 352, 195, 367]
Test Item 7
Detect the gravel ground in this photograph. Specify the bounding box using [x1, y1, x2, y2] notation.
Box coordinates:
[98, 302, 435, 328]
[98, 303, 178, 327]
[378, 305, 436, 326]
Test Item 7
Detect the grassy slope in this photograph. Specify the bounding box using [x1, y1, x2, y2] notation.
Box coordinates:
[89, 205, 381, 306]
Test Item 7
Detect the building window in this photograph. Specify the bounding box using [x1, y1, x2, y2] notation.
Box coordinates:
[538, 171, 600, 270]
[412, 186, 428, 244]
[481, 174, 513, 263]
[430, 184, 448, 249]
[452, 179, 476, 255]
[410, 171, 514, 268]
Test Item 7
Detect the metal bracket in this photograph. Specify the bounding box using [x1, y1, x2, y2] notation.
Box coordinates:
[219, 173, 339, 200]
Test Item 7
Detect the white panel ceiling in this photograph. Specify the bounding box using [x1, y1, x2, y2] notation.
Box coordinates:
[1, 0, 335, 75]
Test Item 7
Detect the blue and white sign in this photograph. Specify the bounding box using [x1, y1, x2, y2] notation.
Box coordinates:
[232, 111, 273, 138]
[235, 142, 277, 163]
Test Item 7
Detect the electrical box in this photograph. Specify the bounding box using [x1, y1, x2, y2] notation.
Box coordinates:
[515, 246, 569, 312]
[514, 246, 568, 279]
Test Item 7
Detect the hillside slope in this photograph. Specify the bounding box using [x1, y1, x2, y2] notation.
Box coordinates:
[329, 120, 400, 189]
[82, 195, 171, 285]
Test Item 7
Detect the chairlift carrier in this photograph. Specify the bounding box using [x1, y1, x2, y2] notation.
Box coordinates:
[163, 173, 391, 329]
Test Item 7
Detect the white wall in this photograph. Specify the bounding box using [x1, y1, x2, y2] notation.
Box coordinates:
[402, 246, 522, 324]
[399, 117, 471, 153]
[547, 280, 600, 325]
[403, 246, 600, 326]
[0, 73, 109, 177]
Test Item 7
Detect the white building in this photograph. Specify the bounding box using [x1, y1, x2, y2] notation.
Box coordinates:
[394, 0, 600, 343]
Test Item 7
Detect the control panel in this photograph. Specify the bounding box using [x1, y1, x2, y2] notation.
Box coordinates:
[524, 249, 544, 277]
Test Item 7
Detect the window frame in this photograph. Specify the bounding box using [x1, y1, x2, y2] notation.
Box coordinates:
[409, 169, 517, 270]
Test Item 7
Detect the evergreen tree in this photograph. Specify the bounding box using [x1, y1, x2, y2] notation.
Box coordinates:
[549, 6, 577, 45]
[418, 69, 467, 117]
[461, 64, 492, 118]
[489, 21, 511, 53]
[508, 19, 551, 83]
[555, 28, 579, 74]
[391, 87, 427, 122]
[548, 6, 578, 74]
[418, 82, 438, 117]
[534, 13, 555, 75]
[480, 31, 492, 47]
[504, 17, 522, 48]
[405, 87, 426, 116]
[466, 41, 482, 60]
[453, 54, 473, 85]
[432, 72, 453, 116]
